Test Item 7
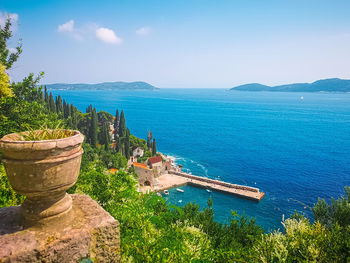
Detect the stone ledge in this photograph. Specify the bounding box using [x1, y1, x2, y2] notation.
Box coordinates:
[0, 194, 120, 263]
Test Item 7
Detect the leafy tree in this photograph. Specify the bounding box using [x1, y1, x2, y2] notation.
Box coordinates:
[0, 72, 58, 138]
[313, 186, 350, 228]
[97, 110, 114, 124]
[0, 16, 22, 69]
[0, 63, 12, 98]
[130, 135, 147, 150]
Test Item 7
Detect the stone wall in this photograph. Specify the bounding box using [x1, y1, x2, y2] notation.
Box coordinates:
[0, 194, 120, 263]
[170, 171, 259, 193]
[135, 166, 156, 186]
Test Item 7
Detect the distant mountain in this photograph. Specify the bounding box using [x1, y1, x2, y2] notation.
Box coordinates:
[230, 78, 350, 92]
[45, 81, 158, 91]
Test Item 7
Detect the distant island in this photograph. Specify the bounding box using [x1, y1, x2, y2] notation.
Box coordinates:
[45, 81, 158, 91]
[230, 78, 350, 92]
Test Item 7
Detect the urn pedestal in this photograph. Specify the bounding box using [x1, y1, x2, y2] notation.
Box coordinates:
[0, 130, 84, 226]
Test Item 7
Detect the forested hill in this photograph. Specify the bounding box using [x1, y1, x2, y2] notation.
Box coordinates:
[230, 78, 350, 92]
[45, 81, 158, 90]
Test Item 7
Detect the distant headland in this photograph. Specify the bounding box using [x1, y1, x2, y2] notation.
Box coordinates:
[45, 81, 158, 91]
[230, 78, 350, 93]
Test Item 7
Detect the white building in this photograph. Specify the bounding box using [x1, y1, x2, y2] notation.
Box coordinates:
[132, 147, 144, 157]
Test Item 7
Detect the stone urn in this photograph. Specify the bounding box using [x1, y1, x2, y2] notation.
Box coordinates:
[0, 130, 84, 226]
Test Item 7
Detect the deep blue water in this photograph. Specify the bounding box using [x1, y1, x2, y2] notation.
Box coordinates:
[51, 89, 350, 231]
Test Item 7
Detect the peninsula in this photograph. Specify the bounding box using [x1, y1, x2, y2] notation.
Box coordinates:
[45, 81, 158, 91]
[230, 78, 350, 93]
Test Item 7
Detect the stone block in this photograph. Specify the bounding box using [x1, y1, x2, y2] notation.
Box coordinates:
[0, 194, 120, 263]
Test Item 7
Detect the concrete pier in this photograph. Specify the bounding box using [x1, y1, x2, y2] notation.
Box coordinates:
[156, 171, 264, 202]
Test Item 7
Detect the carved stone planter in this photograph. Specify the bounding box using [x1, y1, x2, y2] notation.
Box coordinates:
[0, 130, 84, 226]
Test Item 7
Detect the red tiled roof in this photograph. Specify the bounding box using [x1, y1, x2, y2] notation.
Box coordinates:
[149, 156, 162, 164]
[109, 168, 118, 173]
[133, 162, 150, 170]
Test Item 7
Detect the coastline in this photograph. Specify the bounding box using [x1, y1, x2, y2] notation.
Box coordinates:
[140, 153, 264, 202]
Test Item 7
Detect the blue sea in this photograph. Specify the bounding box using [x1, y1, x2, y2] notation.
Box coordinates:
[51, 89, 350, 231]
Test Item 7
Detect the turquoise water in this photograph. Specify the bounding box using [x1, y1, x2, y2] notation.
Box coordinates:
[51, 89, 350, 231]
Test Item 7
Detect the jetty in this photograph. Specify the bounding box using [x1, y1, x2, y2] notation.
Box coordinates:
[156, 171, 264, 202]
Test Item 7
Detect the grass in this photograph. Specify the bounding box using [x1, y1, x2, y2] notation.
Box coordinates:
[20, 123, 75, 141]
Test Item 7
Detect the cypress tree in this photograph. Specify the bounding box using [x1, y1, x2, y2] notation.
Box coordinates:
[39, 89, 44, 104]
[56, 95, 63, 113]
[119, 110, 126, 138]
[102, 122, 111, 150]
[69, 104, 74, 118]
[44, 86, 49, 106]
[90, 108, 98, 148]
[114, 109, 120, 141]
[49, 93, 56, 113]
[86, 104, 93, 113]
[55, 96, 58, 112]
[147, 131, 153, 149]
[152, 138, 157, 156]
[59, 96, 63, 113]
[125, 128, 130, 159]
[63, 99, 69, 118]
[72, 112, 78, 130]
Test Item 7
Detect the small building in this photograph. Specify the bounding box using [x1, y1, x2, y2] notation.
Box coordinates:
[127, 156, 136, 167]
[148, 156, 162, 168]
[132, 147, 144, 157]
[133, 162, 156, 187]
[148, 156, 163, 177]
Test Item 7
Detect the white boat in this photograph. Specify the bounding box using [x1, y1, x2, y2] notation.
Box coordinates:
[176, 188, 184, 193]
[178, 200, 182, 203]
[163, 190, 169, 195]
[300, 96, 304, 100]
[206, 189, 212, 193]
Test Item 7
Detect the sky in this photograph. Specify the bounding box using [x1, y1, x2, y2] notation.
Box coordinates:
[1, 0, 350, 88]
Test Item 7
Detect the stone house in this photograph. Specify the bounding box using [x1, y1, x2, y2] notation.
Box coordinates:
[147, 156, 163, 176]
[133, 162, 156, 186]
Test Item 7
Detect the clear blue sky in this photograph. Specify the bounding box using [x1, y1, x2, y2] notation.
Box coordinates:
[1, 0, 350, 88]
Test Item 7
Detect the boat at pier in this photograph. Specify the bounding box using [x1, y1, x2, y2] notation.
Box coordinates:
[176, 188, 184, 193]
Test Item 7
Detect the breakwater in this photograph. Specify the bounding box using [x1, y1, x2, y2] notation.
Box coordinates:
[166, 171, 264, 201]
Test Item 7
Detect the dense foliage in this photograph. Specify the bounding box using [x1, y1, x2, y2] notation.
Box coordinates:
[0, 16, 349, 262]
